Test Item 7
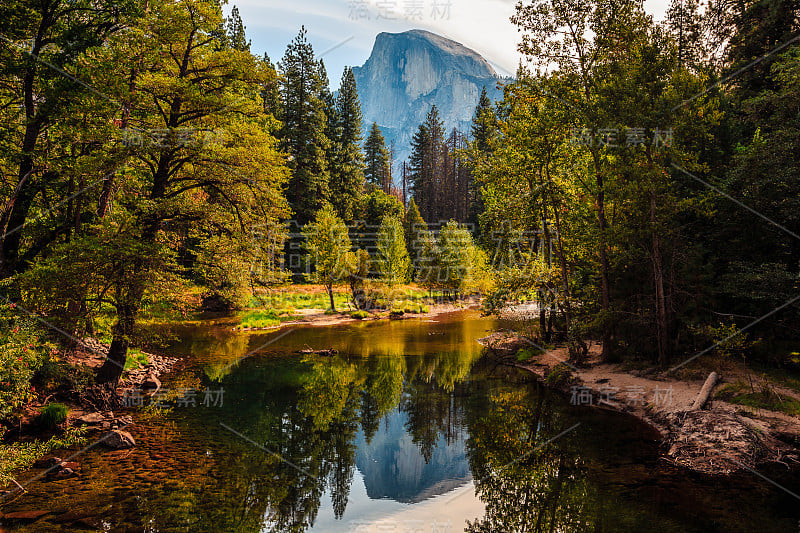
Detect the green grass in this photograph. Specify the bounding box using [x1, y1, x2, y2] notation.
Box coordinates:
[350, 310, 370, 319]
[515, 347, 540, 362]
[717, 380, 800, 416]
[36, 403, 69, 429]
[0, 427, 86, 484]
[124, 349, 149, 370]
[237, 310, 283, 330]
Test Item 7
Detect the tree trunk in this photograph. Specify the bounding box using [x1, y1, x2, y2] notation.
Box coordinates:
[651, 191, 670, 366]
[96, 301, 137, 384]
[592, 150, 614, 361]
[328, 284, 336, 312]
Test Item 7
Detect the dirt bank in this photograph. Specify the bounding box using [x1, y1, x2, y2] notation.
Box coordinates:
[480, 331, 800, 476]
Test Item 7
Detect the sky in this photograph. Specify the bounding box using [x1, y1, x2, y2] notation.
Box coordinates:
[227, 0, 672, 88]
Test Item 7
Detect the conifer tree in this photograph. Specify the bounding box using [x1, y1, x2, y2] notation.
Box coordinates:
[225, 5, 250, 52]
[329, 67, 365, 221]
[279, 27, 331, 224]
[364, 122, 391, 192]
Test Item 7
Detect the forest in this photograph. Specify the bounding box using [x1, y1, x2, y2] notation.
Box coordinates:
[0, 0, 800, 517]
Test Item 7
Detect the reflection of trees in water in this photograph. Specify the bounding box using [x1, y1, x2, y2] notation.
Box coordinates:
[464, 383, 593, 532]
[129, 348, 481, 532]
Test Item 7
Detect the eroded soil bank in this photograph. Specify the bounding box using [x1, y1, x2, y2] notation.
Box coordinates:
[480, 331, 800, 477]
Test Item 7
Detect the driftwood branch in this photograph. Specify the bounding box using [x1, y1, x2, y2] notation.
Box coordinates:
[692, 371, 719, 410]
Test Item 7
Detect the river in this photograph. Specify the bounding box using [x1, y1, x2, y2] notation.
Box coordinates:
[1, 311, 799, 532]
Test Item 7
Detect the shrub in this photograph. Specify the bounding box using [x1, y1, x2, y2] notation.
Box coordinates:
[0, 426, 86, 484]
[545, 364, 573, 387]
[0, 311, 51, 420]
[350, 310, 370, 320]
[37, 403, 69, 429]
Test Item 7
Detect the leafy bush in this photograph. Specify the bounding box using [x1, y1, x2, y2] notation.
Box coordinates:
[545, 365, 573, 387]
[350, 310, 370, 319]
[0, 426, 86, 484]
[37, 403, 69, 429]
[0, 309, 52, 420]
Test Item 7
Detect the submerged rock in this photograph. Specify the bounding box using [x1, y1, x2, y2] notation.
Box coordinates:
[102, 429, 136, 449]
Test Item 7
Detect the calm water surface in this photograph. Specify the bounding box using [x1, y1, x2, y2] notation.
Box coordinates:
[1, 311, 799, 532]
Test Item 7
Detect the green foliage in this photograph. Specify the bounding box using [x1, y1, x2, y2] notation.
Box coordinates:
[0, 310, 51, 420]
[0, 426, 86, 484]
[376, 215, 410, 285]
[329, 67, 365, 221]
[303, 204, 352, 311]
[236, 310, 283, 330]
[350, 310, 370, 319]
[37, 403, 69, 429]
[544, 364, 573, 387]
[280, 26, 331, 224]
[364, 122, 391, 191]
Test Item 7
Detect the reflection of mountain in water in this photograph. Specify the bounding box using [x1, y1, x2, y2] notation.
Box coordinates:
[354, 408, 471, 503]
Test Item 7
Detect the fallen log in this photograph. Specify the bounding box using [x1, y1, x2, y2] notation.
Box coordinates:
[296, 348, 338, 357]
[691, 371, 719, 410]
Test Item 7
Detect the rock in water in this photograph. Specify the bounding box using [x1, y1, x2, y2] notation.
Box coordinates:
[102, 430, 136, 449]
[352, 29, 506, 170]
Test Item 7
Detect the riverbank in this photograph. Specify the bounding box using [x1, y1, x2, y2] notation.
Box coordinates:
[234, 299, 480, 331]
[480, 332, 800, 476]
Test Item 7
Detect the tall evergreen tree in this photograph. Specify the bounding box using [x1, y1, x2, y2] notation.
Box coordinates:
[329, 67, 365, 221]
[364, 122, 390, 191]
[261, 53, 281, 117]
[225, 5, 250, 52]
[665, 0, 705, 68]
[279, 27, 330, 224]
[467, 88, 498, 231]
[409, 105, 445, 221]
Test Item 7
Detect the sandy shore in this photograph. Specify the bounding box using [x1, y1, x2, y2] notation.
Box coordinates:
[480, 332, 800, 476]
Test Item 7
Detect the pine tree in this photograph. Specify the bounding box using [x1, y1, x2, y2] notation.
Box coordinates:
[225, 5, 250, 52]
[329, 67, 365, 221]
[409, 105, 445, 221]
[364, 122, 390, 191]
[468, 87, 498, 230]
[665, 0, 704, 68]
[279, 27, 331, 224]
[261, 53, 281, 117]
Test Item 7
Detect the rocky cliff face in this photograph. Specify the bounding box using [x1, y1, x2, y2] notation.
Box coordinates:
[353, 30, 505, 172]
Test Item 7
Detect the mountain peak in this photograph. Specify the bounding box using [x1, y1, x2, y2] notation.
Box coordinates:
[369, 29, 498, 80]
[353, 30, 504, 174]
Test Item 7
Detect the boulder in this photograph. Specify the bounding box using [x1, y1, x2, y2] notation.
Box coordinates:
[76, 412, 105, 425]
[33, 456, 62, 468]
[102, 430, 136, 449]
[141, 374, 161, 392]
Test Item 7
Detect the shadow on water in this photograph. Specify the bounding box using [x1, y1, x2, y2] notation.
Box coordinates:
[1, 311, 800, 532]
